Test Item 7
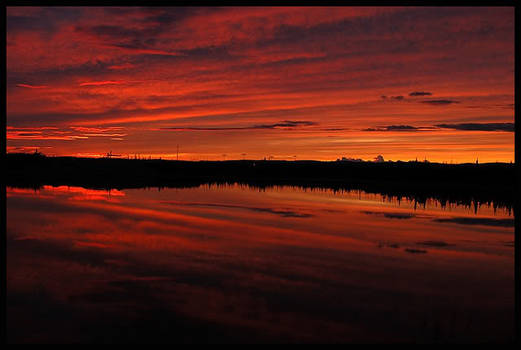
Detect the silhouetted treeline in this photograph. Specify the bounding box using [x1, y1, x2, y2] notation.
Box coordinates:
[5, 153, 515, 212]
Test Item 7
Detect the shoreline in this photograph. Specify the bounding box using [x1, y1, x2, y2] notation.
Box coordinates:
[6, 153, 515, 211]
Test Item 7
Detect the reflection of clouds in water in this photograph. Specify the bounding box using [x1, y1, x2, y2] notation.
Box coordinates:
[416, 240, 450, 247]
[378, 240, 452, 251]
[361, 210, 415, 219]
[377, 241, 401, 249]
[6, 185, 515, 342]
[43, 185, 125, 202]
[362, 209, 515, 230]
[161, 200, 314, 218]
[404, 248, 428, 254]
[433, 217, 514, 227]
[7, 186, 125, 202]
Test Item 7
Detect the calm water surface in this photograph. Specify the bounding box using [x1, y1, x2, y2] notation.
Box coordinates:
[6, 184, 514, 343]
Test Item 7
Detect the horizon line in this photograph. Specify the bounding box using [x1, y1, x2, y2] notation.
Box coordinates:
[6, 151, 515, 165]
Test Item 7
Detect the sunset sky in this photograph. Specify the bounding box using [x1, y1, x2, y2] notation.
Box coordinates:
[6, 6, 514, 162]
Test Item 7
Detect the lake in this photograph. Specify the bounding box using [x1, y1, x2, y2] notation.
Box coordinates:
[6, 184, 514, 343]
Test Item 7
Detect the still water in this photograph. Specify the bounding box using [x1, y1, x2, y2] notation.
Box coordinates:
[6, 184, 514, 343]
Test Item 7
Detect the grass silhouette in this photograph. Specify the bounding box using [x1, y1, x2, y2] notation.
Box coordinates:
[6, 152, 515, 212]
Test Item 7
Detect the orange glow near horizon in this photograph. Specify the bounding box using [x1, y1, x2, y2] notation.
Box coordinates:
[6, 7, 514, 163]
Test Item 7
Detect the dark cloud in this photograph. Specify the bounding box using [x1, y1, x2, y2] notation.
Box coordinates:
[178, 45, 235, 61]
[7, 7, 85, 35]
[421, 99, 459, 105]
[256, 120, 317, 129]
[377, 241, 401, 249]
[75, 8, 220, 56]
[380, 95, 406, 101]
[8, 102, 237, 126]
[416, 241, 450, 247]
[7, 60, 120, 88]
[76, 24, 167, 54]
[363, 125, 420, 132]
[409, 91, 432, 96]
[161, 120, 317, 131]
[77, 24, 144, 41]
[142, 7, 204, 25]
[268, 7, 505, 55]
[433, 217, 514, 227]
[363, 122, 514, 133]
[385, 125, 418, 131]
[404, 248, 427, 254]
[435, 123, 514, 132]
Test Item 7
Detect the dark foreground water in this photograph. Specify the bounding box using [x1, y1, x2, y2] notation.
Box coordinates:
[6, 184, 514, 343]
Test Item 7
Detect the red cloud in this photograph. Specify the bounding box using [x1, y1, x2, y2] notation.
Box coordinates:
[16, 83, 48, 89]
[108, 63, 135, 70]
[79, 80, 125, 87]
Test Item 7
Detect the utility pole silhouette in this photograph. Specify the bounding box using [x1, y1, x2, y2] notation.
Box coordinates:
[177, 144, 179, 161]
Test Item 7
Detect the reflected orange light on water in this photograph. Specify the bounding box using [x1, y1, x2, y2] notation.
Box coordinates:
[6, 184, 514, 342]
